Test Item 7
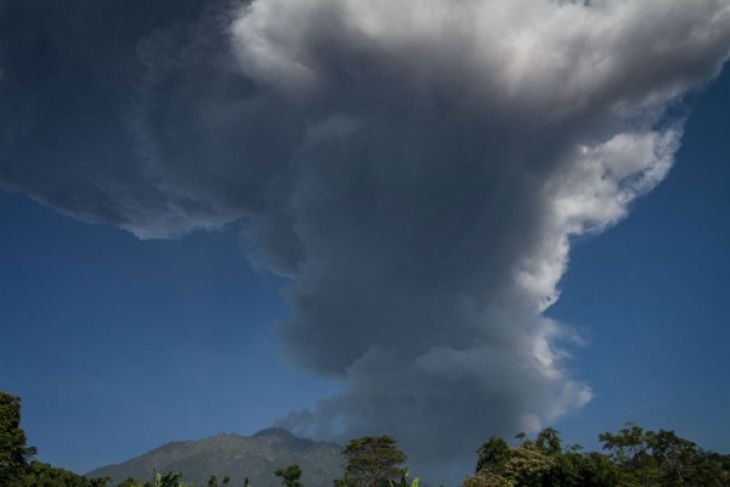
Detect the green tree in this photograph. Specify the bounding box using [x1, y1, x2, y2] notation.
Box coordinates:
[340, 436, 407, 487]
[0, 392, 36, 485]
[598, 424, 730, 486]
[111, 470, 192, 487]
[538, 450, 619, 487]
[502, 443, 555, 485]
[143, 471, 192, 487]
[275, 464, 302, 487]
[600, 422, 660, 486]
[3, 396, 108, 486]
[535, 427, 562, 455]
[388, 469, 421, 487]
[207, 474, 231, 487]
[11, 461, 109, 487]
[476, 436, 510, 475]
[470, 429, 622, 487]
[461, 471, 512, 487]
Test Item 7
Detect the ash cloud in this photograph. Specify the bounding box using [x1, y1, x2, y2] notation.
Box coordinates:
[2, 0, 730, 479]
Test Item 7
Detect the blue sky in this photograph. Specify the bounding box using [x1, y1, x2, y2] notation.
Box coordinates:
[0, 190, 341, 471]
[550, 67, 730, 453]
[1, 1, 730, 481]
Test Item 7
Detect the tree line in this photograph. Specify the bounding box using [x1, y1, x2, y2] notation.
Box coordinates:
[2, 391, 729, 486]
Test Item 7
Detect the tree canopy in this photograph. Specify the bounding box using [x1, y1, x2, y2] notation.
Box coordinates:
[0, 392, 36, 485]
[274, 464, 302, 487]
[466, 423, 730, 487]
[338, 435, 407, 487]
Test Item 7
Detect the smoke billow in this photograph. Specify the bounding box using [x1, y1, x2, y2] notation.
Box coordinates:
[1, 0, 729, 479]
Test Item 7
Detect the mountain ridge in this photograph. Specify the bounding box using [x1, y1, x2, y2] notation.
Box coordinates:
[87, 428, 344, 486]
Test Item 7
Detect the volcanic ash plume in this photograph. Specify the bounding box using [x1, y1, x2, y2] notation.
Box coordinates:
[1, 0, 730, 478]
[229, 0, 730, 469]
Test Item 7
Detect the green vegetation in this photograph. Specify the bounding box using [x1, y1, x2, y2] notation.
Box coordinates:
[388, 470, 421, 487]
[466, 424, 730, 486]
[335, 435, 407, 487]
[1, 391, 108, 487]
[274, 465, 302, 487]
[3, 390, 730, 486]
[117, 471, 193, 487]
[1, 392, 36, 485]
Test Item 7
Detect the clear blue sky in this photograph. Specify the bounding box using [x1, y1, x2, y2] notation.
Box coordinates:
[1, 3, 729, 477]
[549, 67, 730, 453]
[0, 189, 342, 472]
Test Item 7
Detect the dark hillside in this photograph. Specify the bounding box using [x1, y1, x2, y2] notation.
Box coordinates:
[87, 428, 343, 486]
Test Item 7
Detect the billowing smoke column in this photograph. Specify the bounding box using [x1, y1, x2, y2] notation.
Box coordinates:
[1, 0, 730, 478]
